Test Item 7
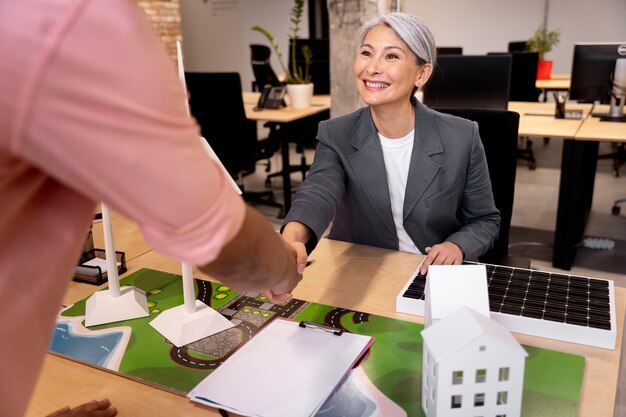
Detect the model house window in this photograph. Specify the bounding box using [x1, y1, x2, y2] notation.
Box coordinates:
[475, 368, 487, 383]
[479, 345, 486, 351]
[452, 370, 463, 384]
[474, 393, 485, 407]
[499, 367, 510, 381]
[451, 395, 462, 409]
[432, 388, 436, 401]
[497, 391, 508, 405]
[496, 415, 507, 417]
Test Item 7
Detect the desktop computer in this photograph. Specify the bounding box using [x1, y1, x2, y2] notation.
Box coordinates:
[569, 42, 626, 122]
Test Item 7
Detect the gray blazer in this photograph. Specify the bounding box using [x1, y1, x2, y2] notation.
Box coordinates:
[283, 101, 500, 260]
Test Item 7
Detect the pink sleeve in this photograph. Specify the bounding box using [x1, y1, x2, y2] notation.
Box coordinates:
[15, 0, 245, 265]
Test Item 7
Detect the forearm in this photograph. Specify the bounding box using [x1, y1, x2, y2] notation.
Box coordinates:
[199, 206, 299, 293]
[280, 139, 346, 252]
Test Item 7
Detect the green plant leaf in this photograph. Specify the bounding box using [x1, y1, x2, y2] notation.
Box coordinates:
[527, 26, 561, 60]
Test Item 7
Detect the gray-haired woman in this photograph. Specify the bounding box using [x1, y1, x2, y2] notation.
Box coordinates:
[281, 12, 500, 274]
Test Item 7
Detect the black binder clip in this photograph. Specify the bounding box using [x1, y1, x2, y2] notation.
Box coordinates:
[299, 321, 344, 336]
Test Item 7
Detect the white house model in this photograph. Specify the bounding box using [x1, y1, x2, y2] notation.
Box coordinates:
[421, 306, 528, 417]
[424, 264, 490, 327]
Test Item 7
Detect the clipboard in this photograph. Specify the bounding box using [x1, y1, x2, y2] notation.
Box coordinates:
[188, 318, 374, 417]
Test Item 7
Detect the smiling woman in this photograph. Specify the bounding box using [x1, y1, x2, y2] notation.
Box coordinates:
[280, 12, 500, 276]
[354, 24, 432, 137]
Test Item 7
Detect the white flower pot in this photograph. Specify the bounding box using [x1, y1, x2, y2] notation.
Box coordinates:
[287, 83, 314, 109]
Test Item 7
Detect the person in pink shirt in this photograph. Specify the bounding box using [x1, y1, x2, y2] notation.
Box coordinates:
[0, 1, 307, 416]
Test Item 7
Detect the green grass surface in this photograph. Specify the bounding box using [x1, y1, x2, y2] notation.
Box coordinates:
[57, 268, 584, 415]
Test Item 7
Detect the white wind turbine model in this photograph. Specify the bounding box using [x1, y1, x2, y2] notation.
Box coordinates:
[148, 41, 241, 347]
[85, 203, 150, 326]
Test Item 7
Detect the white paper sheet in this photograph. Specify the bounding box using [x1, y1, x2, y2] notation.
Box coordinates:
[188, 318, 374, 417]
[82, 257, 120, 272]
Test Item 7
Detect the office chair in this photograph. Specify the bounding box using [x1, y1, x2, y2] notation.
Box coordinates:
[185, 71, 283, 216]
[264, 39, 331, 186]
[598, 142, 625, 177]
[423, 55, 511, 111]
[507, 52, 541, 102]
[491, 51, 541, 169]
[508, 41, 527, 52]
[250, 44, 282, 92]
[263, 113, 328, 186]
[249, 43, 324, 186]
[510, 51, 542, 170]
[436, 46, 463, 55]
[606, 144, 625, 217]
[248, 44, 286, 176]
[612, 197, 626, 215]
[435, 108, 530, 268]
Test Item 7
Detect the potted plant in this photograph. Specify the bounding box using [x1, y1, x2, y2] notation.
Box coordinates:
[252, 0, 314, 108]
[526, 26, 561, 80]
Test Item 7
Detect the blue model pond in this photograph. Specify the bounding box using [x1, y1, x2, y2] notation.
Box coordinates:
[49, 322, 123, 367]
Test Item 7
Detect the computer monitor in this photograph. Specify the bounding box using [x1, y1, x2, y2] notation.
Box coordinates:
[569, 42, 626, 121]
[423, 55, 512, 111]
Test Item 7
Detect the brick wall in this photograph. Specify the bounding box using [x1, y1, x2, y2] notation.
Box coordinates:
[137, 0, 181, 62]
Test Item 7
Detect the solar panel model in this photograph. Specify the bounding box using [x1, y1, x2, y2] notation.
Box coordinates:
[396, 262, 616, 349]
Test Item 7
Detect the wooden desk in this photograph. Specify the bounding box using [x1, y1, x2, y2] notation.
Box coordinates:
[552, 105, 626, 269]
[509, 101, 592, 138]
[28, 238, 625, 417]
[508, 101, 604, 269]
[535, 76, 570, 91]
[576, 105, 626, 142]
[243, 92, 330, 124]
[510, 102, 625, 269]
[242, 92, 331, 214]
[536, 74, 571, 102]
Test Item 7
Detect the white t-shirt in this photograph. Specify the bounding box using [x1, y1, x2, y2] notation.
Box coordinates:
[378, 130, 422, 254]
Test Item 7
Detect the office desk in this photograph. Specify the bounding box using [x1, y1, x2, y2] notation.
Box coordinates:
[509, 101, 592, 138]
[553, 105, 626, 269]
[28, 238, 625, 417]
[535, 75, 570, 91]
[536, 74, 570, 102]
[243, 92, 331, 213]
[508, 101, 597, 269]
[576, 105, 626, 142]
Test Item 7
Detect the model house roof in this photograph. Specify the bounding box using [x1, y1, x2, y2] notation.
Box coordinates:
[422, 306, 528, 362]
[426, 264, 490, 320]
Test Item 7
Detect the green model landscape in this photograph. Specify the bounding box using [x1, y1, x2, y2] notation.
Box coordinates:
[56, 268, 584, 417]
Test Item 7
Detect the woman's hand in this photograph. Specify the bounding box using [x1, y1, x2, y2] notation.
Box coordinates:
[284, 238, 308, 276]
[262, 236, 307, 303]
[419, 242, 464, 275]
